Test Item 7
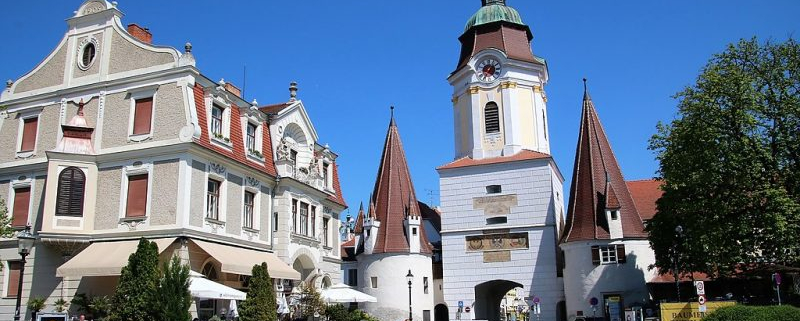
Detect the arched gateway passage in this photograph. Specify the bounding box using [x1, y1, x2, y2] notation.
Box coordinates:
[435, 304, 449, 321]
[474, 280, 524, 321]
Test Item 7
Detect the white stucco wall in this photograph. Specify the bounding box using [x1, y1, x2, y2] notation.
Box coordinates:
[356, 253, 434, 321]
[439, 160, 564, 321]
[561, 240, 656, 321]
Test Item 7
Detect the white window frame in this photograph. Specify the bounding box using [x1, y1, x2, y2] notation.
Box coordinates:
[126, 86, 158, 142]
[118, 162, 153, 221]
[322, 161, 331, 190]
[599, 245, 618, 265]
[242, 185, 260, 231]
[204, 170, 227, 222]
[8, 177, 34, 228]
[15, 109, 42, 158]
[241, 117, 264, 162]
[322, 216, 330, 247]
[207, 96, 232, 147]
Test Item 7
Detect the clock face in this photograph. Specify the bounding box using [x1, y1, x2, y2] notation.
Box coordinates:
[477, 59, 502, 82]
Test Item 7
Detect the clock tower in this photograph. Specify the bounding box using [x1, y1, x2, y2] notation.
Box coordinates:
[448, 0, 550, 160]
[439, 2, 566, 321]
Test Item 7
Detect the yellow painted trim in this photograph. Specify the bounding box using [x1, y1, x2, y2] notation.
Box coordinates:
[500, 82, 518, 89]
[451, 96, 459, 104]
[469, 86, 480, 94]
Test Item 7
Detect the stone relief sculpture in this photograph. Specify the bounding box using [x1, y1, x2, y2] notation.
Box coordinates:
[277, 137, 292, 161]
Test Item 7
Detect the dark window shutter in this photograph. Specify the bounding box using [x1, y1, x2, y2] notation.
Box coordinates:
[12, 188, 31, 227]
[133, 97, 153, 135]
[56, 167, 86, 217]
[126, 174, 149, 217]
[485, 102, 500, 133]
[20, 117, 38, 151]
[6, 261, 21, 297]
[617, 244, 627, 263]
[591, 245, 600, 265]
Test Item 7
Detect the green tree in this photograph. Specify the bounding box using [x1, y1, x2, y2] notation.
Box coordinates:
[648, 38, 800, 278]
[239, 262, 277, 321]
[299, 282, 326, 318]
[108, 238, 160, 321]
[0, 198, 15, 238]
[155, 256, 191, 321]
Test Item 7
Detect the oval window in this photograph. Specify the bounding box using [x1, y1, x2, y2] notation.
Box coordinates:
[81, 42, 96, 69]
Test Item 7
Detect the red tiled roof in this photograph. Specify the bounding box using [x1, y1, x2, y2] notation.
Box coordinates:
[259, 102, 292, 115]
[456, 22, 537, 70]
[353, 203, 365, 234]
[626, 180, 663, 221]
[326, 162, 347, 208]
[192, 83, 277, 177]
[418, 201, 441, 233]
[369, 117, 433, 254]
[561, 86, 647, 243]
[437, 149, 551, 170]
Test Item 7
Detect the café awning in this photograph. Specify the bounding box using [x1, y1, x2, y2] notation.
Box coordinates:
[57, 238, 176, 278]
[191, 239, 300, 280]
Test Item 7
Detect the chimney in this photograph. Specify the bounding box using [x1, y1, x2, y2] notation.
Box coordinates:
[224, 82, 242, 98]
[127, 24, 152, 44]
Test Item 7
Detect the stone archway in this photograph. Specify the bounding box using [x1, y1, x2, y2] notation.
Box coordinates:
[291, 254, 316, 282]
[474, 280, 524, 321]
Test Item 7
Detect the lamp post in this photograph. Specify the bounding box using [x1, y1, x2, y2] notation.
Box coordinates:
[673, 225, 683, 303]
[406, 269, 414, 321]
[14, 226, 36, 321]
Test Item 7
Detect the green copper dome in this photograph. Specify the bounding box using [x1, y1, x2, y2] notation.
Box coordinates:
[464, 3, 525, 32]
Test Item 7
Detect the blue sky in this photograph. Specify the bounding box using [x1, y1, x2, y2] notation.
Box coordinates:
[1, 1, 798, 217]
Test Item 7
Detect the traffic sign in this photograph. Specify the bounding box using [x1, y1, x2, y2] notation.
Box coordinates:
[532, 296, 540, 304]
[458, 301, 464, 308]
[465, 307, 471, 313]
[589, 297, 599, 306]
[773, 273, 782, 285]
[695, 281, 705, 295]
[698, 295, 706, 305]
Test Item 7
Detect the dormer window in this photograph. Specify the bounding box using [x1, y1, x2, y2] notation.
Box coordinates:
[246, 123, 256, 151]
[610, 210, 619, 220]
[211, 105, 224, 137]
[323, 162, 330, 189]
[243, 120, 264, 160]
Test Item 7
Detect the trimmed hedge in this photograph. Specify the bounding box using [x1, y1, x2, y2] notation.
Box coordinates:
[702, 305, 800, 321]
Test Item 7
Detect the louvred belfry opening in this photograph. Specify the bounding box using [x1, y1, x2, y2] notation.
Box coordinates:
[56, 167, 86, 217]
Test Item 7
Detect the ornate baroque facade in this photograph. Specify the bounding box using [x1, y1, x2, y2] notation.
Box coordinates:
[0, 1, 347, 319]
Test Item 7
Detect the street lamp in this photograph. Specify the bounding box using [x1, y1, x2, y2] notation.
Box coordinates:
[673, 225, 684, 303]
[14, 226, 35, 321]
[406, 269, 414, 321]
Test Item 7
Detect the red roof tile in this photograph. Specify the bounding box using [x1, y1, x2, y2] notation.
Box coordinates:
[561, 85, 647, 243]
[456, 22, 537, 70]
[369, 117, 433, 254]
[326, 162, 347, 208]
[626, 180, 663, 221]
[437, 149, 551, 170]
[192, 83, 278, 177]
[259, 102, 292, 115]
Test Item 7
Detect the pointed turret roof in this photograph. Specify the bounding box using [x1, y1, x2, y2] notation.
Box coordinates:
[354, 202, 365, 234]
[54, 99, 95, 155]
[369, 112, 432, 254]
[561, 80, 647, 243]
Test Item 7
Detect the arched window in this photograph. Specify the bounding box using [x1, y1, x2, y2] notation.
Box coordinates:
[484, 102, 500, 134]
[55, 167, 86, 217]
[201, 262, 219, 281]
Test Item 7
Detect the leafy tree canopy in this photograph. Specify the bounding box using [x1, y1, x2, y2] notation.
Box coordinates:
[647, 38, 800, 278]
[108, 238, 160, 321]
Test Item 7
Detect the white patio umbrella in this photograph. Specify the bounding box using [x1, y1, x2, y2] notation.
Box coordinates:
[320, 283, 377, 303]
[189, 271, 247, 300]
[278, 293, 291, 315]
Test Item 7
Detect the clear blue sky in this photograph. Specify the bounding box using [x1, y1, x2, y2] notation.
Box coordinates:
[1, 1, 798, 217]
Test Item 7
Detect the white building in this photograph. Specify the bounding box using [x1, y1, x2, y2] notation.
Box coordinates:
[341, 114, 436, 321]
[0, 1, 347, 320]
[559, 82, 662, 321]
[438, 1, 566, 321]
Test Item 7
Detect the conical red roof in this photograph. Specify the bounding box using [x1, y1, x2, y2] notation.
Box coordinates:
[369, 115, 432, 254]
[562, 82, 647, 242]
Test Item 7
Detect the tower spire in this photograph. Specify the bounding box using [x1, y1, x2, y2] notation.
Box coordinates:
[583, 78, 591, 101]
[389, 105, 395, 126]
